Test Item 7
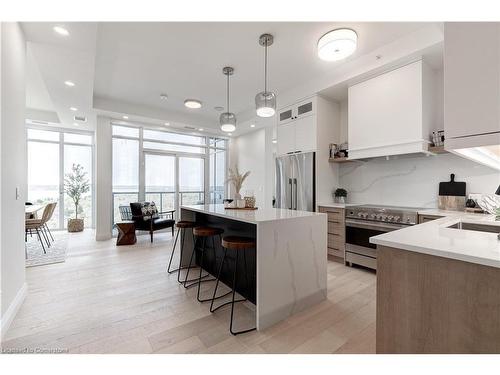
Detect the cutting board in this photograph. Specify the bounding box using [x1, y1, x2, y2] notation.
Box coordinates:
[438, 174, 466, 210]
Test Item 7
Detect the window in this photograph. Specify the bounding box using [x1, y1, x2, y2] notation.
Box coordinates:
[111, 124, 227, 225]
[27, 127, 95, 229]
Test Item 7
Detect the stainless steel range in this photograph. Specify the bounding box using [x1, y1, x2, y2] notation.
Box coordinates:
[345, 204, 420, 270]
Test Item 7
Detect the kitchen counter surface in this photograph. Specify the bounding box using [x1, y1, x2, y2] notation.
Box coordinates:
[370, 211, 500, 269]
[181, 204, 324, 224]
[417, 208, 480, 217]
[317, 202, 359, 209]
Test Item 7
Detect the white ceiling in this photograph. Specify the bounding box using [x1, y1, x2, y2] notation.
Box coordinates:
[22, 21, 441, 135]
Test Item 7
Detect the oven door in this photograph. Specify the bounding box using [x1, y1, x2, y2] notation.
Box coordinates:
[345, 218, 406, 258]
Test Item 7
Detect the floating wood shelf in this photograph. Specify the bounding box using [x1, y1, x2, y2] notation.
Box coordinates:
[428, 145, 448, 154]
[328, 157, 353, 163]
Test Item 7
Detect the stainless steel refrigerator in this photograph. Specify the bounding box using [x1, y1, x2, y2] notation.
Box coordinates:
[275, 152, 315, 211]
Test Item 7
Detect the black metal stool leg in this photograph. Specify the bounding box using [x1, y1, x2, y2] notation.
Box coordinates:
[167, 227, 181, 273]
[183, 235, 213, 289]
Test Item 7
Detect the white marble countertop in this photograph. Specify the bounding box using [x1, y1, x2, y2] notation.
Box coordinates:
[181, 204, 325, 224]
[417, 208, 477, 217]
[371, 211, 500, 269]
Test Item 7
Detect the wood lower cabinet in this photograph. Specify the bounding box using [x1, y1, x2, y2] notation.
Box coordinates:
[377, 245, 500, 353]
[318, 206, 345, 262]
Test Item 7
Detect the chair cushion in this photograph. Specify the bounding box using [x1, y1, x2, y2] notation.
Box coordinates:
[141, 202, 159, 221]
[152, 217, 175, 230]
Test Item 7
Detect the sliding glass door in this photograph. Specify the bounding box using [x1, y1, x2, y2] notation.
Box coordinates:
[27, 128, 94, 229]
[143, 151, 204, 219]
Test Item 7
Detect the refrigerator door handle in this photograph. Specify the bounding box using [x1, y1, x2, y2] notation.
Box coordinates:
[288, 178, 293, 209]
[293, 178, 298, 210]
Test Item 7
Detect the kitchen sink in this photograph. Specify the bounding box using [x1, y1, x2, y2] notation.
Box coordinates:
[448, 221, 500, 235]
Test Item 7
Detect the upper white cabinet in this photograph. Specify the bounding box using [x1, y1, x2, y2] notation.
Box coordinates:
[444, 23, 500, 150]
[348, 60, 435, 159]
[276, 97, 319, 155]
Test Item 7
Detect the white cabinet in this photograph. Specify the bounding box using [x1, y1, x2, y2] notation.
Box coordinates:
[278, 98, 315, 126]
[444, 23, 500, 147]
[276, 97, 318, 155]
[348, 60, 435, 159]
[277, 114, 316, 155]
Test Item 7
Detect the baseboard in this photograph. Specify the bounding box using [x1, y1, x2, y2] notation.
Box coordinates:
[0, 282, 27, 340]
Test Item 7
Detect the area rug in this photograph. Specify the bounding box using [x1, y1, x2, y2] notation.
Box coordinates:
[25, 231, 67, 268]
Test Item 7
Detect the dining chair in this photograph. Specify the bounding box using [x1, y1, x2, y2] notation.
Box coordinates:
[25, 204, 54, 253]
[43, 202, 57, 242]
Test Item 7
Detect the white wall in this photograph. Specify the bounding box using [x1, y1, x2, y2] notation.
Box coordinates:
[1, 22, 27, 336]
[95, 116, 112, 240]
[233, 129, 267, 207]
[339, 153, 500, 208]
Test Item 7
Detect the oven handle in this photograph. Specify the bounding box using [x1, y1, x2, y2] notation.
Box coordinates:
[345, 218, 407, 232]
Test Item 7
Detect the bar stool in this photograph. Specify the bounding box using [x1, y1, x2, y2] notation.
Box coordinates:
[210, 235, 256, 335]
[167, 220, 197, 284]
[184, 226, 230, 303]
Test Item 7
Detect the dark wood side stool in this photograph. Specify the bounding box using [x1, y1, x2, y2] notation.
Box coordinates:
[116, 221, 137, 246]
[210, 235, 256, 335]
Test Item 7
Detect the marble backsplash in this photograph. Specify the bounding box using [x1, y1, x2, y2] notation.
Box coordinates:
[339, 153, 500, 208]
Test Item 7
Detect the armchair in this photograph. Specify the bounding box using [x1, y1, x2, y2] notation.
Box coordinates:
[129, 202, 175, 242]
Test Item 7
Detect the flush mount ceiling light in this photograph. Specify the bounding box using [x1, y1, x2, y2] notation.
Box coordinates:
[64, 80, 75, 87]
[184, 99, 202, 109]
[122, 115, 129, 119]
[53, 26, 69, 36]
[198, 128, 204, 131]
[220, 66, 237, 132]
[69, 107, 78, 111]
[317, 28, 357, 61]
[255, 34, 276, 118]
[250, 124, 256, 128]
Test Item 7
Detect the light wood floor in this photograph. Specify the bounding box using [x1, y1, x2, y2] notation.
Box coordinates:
[1, 230, 376, 354]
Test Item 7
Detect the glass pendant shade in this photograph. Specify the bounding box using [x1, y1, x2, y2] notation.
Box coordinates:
[255, 91, 276, 118]
[220, 112, 236, 132]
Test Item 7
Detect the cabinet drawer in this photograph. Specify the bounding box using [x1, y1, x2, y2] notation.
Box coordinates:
[328, 247, 344, 258]
[418, 214, 444, 224]
[328, 221, 344, 236]
[328, 234, 344, 249]
[326, 211, 344, 223]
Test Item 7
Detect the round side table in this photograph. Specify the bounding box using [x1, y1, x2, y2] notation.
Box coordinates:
[116, 221, 136, 246]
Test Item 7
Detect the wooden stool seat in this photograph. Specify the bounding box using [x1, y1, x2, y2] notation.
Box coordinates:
[221, 236, 255, 250]
[193, 226, 224, 237]
[176, 220, 196, 229]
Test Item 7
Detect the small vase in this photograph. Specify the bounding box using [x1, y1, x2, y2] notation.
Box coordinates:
[335, 196, 346, 204]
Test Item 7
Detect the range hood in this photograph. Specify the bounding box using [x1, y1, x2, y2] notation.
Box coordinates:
[446, 132, 500, 171]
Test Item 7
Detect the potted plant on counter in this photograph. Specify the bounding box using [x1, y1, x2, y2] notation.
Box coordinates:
[227, 166, 250, 208]
[65, 163, 90, 232]
[333, 188, 348, 204]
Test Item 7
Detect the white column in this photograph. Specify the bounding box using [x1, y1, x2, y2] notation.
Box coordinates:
[95, 116, 113, 241]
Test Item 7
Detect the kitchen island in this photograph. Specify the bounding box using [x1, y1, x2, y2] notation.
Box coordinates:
[180, 204, 327, 330]
[371, 212, 500, 353]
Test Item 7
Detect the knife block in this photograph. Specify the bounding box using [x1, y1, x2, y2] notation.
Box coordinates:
[438, 196, 466, 211]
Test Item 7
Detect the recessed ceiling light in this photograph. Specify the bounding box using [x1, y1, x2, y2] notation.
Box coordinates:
[73, 122, 79, 126]
[317, 28, 357, 61]
[250, 124, 256, 128]
[228, 133, 232, 136]
[69, 107, 78, 111]
[184, 99, 202, 109]
[214, 106, 224, 112]
[160, 94, 168, 100]
[53, 26, 69, 36]
[164, 122, 170, 126]
[64, 80, 75, 87]
[272, 139, 277, 144]
[198, 128, 204, 131]
[123, 115, 129, 119]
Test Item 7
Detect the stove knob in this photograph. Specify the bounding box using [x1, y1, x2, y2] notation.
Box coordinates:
[393, 216, 401, 222]
[387, 215, 394, 222]
[370, 213, 377, 220]
[357, 212, 363, 218]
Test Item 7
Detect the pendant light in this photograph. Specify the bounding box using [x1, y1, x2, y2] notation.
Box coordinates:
[255, 33, 276, 118]
[220, 66, 236, 132]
